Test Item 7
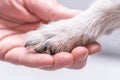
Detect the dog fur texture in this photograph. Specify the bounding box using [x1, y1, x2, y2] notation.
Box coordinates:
[25, 0, 120, 55]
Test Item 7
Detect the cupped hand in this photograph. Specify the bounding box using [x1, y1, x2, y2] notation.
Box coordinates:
[0, 0, 101, 70]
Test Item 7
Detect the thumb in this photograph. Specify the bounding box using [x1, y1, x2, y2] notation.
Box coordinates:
[48, 4, 80, 21]
[25, 0, 80, 21]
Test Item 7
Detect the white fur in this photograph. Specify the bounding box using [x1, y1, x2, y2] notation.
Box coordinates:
[25, 0, 120, 55]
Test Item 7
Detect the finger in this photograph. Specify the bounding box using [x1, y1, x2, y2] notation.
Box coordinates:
[24, 0, 80, 21]
[67, 47, 88, 70]
[85, 41, 101, 55]
[0, 0, 39, 23]
[42, 52, 73, 71]
[3, 47, 54, 68]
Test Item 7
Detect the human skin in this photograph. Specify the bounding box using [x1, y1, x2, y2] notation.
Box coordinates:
[0, 0, 101, 70]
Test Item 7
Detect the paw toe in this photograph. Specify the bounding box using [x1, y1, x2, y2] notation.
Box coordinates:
[34, 42, 57, 55]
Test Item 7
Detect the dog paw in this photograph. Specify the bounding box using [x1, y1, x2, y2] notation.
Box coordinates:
[25, 26, 74, 55]
[25, 17, 99, 55]
[25, 23, 96, 55]
[25, 10, 101, 55]
[25, 0, 119, 55]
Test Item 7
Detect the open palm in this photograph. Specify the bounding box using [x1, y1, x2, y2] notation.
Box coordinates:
[0, 0, 101, 70]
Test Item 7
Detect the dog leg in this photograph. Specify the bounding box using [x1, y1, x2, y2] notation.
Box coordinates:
[25, 0, 120, 55]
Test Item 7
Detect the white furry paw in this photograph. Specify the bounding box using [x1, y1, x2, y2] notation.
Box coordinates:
[25, 10, 101, 55]
[25, 0, 120, 55]
[25, 17, 97, 55]
[25, 21, 84, 55]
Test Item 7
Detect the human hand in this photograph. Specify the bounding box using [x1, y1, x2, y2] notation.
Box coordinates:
[0, 0, 101, 70]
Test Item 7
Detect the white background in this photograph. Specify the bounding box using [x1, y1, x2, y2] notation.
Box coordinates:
[0, 0, 120, 80]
